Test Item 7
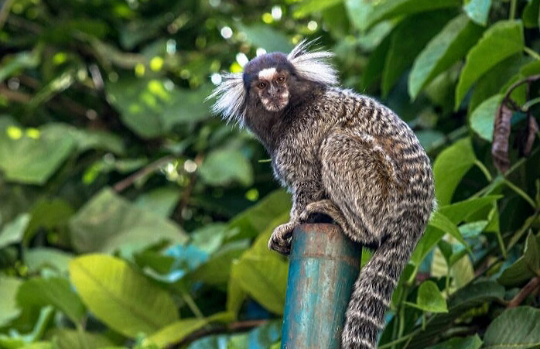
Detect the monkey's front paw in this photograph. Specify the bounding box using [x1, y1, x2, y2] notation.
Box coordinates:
[268, 222, 296, 255]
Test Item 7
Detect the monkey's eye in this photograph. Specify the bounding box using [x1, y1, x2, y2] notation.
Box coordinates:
[276, 76, 286, 83]
[257, 82, 267, 89]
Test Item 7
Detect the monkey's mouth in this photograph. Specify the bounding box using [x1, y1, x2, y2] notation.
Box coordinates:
[262, 94, 289, 112]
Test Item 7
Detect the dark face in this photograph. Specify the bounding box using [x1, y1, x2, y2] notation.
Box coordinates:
[244, 53, 294, 113]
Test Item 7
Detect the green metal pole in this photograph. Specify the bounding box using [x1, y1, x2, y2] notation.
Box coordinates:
[281, 223, 362, 349]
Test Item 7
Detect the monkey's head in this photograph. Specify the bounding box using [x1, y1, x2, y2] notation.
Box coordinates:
[209, 40, 338, 126]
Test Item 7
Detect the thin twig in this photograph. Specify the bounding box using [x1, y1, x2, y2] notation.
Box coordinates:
[113, 155, 175, 192]
[174, 154, 204, 224]
[172, 319, 269, 348]
[508, 276, 540, 308]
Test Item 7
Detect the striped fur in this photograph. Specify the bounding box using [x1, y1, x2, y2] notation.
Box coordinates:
[209, 41, 435, 348]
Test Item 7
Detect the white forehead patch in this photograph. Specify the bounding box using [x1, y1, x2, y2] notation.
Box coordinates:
[258, 67, 277, 80]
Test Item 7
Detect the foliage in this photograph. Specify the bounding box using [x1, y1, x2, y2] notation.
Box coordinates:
[0, 0, 539, 348]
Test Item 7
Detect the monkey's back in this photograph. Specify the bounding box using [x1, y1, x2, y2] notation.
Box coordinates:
[275, 87, 435, 244]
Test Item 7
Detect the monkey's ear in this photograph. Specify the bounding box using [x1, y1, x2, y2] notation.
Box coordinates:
[208, 73, 246, 125]
[287, 39, 338, 86]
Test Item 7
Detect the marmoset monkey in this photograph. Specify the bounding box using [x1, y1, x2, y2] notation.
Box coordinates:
[210, 40, 435, 349]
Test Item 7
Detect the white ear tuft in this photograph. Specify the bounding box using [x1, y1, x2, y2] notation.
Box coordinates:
[287, 39, 338, 86]
[207, 73, 246, 126]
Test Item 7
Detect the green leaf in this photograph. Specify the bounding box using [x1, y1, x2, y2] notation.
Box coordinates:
[0, 122, 76, 185]
[0, 307, 54, 348]
[69, 188, 187, 255]
[346, 0, 460, 32]
[463, 0, 492, 26]
[106, 79, 212, 138]
[144, 319, 208, 348]
[46, 124, 125, 155]
[382, 10, 454, 96]
[236, 24, 293, 53]
[469, 94, 502, 142]
[69, 254, 179, 337]
[47, 329, 114, 349]
[523, 0, 540, 28]
[199, 148, 253, 187]
[0, 276, 22, 327]
[437, 195, 501, 224]
[410, 226, 445, 267]
[413, 280, 448, 313]
[409, 14, 483, 99]
[362, 31, 391, 89]
[293, 0, 344, 18]
[427, 334, 482, 349]
[0, 214, 30, 249]
[484, 307, 540, 348]
[468, 55, 531, 113]
[24, 199, 74, 245]
[24, 248, 73, 274]
[16, 277, 86, 325]
[189, 241, 248, 285]
[226, 190, 291, 242]
[230, 214, 289, 314]
[433, 138, 477, 205]
[428, 211, 469, 250]
[19, 343, 53, 349]
[134, 187, 181, 218]
[455, 21, 525, 109]
[498, 232, 540, 286]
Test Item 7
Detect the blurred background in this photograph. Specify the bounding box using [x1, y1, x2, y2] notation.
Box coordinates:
[0, 0, 539, 348]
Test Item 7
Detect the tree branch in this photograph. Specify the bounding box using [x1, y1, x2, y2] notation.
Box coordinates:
[113, 155, 175, 193]
[508, 276, 540, 308]
[171, 319, 269, 348]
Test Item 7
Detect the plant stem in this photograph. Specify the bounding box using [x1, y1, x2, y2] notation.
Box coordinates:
[504, 179, 537, 209]
[509, 0, 517, 20]
[182, 291, 205, 319]
[524, 47, 540, 61]
[475, 160, 492, 182]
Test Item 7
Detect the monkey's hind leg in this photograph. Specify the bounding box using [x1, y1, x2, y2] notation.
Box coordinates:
[299, 200, 350, 228]
[319, 129, 398, 245]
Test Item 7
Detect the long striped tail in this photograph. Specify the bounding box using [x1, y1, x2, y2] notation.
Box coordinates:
[341, 234, 415, 349]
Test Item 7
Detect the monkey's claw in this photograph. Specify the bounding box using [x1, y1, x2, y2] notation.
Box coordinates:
[268, 222, 296, 255]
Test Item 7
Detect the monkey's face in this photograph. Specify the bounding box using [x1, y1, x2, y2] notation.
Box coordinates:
[250, 68, 290, 112]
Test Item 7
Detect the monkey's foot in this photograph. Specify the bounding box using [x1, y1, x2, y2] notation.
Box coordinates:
[299, 200, 347, 227]
[269, 222, 296, 255]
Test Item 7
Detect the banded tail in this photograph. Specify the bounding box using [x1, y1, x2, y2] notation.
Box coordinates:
[341, 234, 416, 349]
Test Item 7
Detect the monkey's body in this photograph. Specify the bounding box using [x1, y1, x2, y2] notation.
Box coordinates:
[210, 41, 435, 349]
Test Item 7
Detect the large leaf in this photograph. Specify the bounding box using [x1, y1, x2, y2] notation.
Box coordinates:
[106, 78, 211, 138]
[433, 138, 477, 205]
[498, 232, 540, 286]
[69, 188, 187, 254]
[0, 214, 30, 249]
[428, 211, 469, 250]
[409, 14, 483, 99]
[226, 190, 291, 242]
[427, 335, 482, 349]
[463, 0, 492, 26]
[0, 122, 76, 185]
[134, 187, 181, 218]
[144, 319, 208, 348]
[469, 94, 502, 142]
[0, 276, 22, 327]
[455, 21, 525, 109]
[523, 0, 540, 28]
[484, 307, 540, 348]
[230, 214, 289, 314]
[345, 0, 460, 32]
[382, 10, 454, 96]
[410, 226, 445, 267]
[47, 329, 114, 349]
[16, 277, 86, 325]
[199, 148, 253, 187]
[236, 24, 293, 53]
[410, 280, 448, 313]
[24, 199, 74, 244]
[69, 254, 179, 337]
[293, 0, 344, 18]
[437, 195, 501, 224]
[24, 248, 73, 274]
